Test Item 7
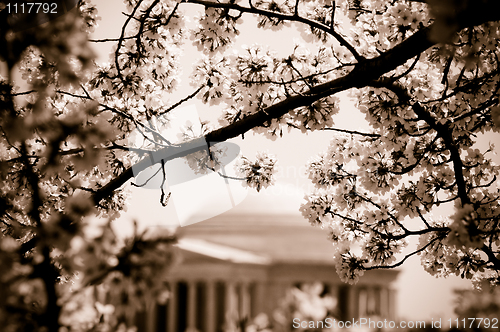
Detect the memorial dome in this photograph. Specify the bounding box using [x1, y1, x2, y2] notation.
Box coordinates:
[176, 183, 339, 264]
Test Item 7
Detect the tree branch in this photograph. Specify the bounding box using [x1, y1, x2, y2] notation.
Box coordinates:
[322, 127, 381, 137]
[158, 84, 205, 116]
[371, 79, 470, 206]
[186, 0, 365, 62]
[91, 24, 437, 206]
[363, 234, 443, 270]
[115, 0, 144, 80]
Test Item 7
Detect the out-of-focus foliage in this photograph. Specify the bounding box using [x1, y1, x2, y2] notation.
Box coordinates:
[245, 283, 336, 332]
[274, 282, 336, 331]
[454, 285, 500, 332]
[1, 0, 500, 330]
[0, 2, 177, 330]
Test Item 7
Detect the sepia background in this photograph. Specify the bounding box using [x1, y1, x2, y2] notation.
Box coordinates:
[88, 0, 500, 325]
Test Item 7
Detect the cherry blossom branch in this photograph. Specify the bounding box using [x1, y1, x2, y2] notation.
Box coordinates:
[321, 127, 381, 137]
[330, 1, 335, 31]
[388, 134, 439, 175]
[453, 98, 498, 123]
[363, 234, 444, 270]
[115, 0, 144, 79]
[2, 89, 36, 96]
[391, 54, 420, 82]
[91, 138, 207, 205]
[416, 207, 431, 228]
[294, 0, 299, 16]
[160, 160, 170, 207]
[57, 145, 150, 157]
[356, 193, 410, 234]
[20, 144, 42, 227]
[239, 65, 351, 86]
[91, 24, 437, 206]
[186, 0, 365, 62]
[89, 2, 181, 44]
[56, 90, 176, 147]
[158, 84, 205, 116]
[330, 209, 450, 270]
[370, 78, 471, 206]
[136, 0, 161, 56]
[39, 246, 61, 331]
[421, 69, 500, 105]
[482, 245, 500, 271]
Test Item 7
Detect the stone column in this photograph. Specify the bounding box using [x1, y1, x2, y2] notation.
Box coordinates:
[358, 288, 367, 318]
[253, 282, 265, 317]
[379, 287, 389, 318]
[225, 282, 238, 330]
[328, 284, 339, 315]
[205, 281, 216, 332]
[187, 281, 197, 332]
[347, 286, 358, 320]
[367, 287, 377, 316]
[146, 298, 157, 332]
[388, 288, 397, 320]
[240, 282, 251, 320]
[167, 281, 177, 332]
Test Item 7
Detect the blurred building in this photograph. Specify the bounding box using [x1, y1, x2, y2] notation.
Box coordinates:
[138, 189, 399, 332]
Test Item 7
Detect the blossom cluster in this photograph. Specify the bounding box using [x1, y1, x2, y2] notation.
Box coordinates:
[235, 152, 278, 192]
[299, 7, 500, 283]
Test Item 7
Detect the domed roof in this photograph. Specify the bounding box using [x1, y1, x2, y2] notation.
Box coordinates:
[177, 183, 337, 264]
[185, 182, 308, 225]
[229, 183, 306, 215]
